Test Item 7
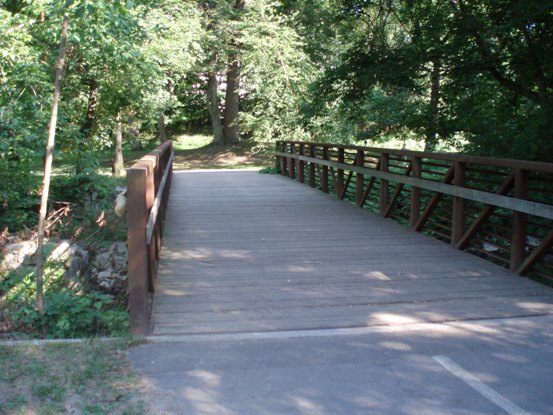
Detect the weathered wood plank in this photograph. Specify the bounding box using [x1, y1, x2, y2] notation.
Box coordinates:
[151, 171, 553, 336]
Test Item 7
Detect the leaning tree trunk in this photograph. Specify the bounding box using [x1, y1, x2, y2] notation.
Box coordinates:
[112, 113, 125, 177]
[36, 15, 69, 316]
[207, 71, 224, 145]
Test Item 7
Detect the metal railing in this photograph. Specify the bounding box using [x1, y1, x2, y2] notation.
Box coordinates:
[127, 140, 174, 334]
[276, 141, 553, 281]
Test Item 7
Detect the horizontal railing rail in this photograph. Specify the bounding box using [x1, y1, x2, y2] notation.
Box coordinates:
[127, 140, 174, 334]
[276, 141, 553, 281]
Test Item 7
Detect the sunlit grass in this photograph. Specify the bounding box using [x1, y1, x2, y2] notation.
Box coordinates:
[172, 133, 213, 150]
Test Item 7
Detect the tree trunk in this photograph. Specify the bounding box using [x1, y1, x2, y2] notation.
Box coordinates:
[207, 71, 224, 144]
[158, 114, 168, 143]
[76, 78, 98, 174]
[36, 15, 68, 316]
[223, 52, 241, 144]
[113, 114, 125, 176]
[222, 0, 245, 145]
[425, 57, 440, 152]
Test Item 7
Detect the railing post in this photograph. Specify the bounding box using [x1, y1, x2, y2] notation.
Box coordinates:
[308, 145, 316, 188]
[280, 142, 288, 177]
[288, 143, 296, 180]
[298, 143, 305, 184]
[356, 150, 364, 206]
[379, 153, 389, 216]
[452, 161, 466, 244]
[127, 164, 150, 335]
[510, 168, 529, 271]
[410, 156, 422, 228]
[321, 146, 329, 193]
[337, 147, 345, 196]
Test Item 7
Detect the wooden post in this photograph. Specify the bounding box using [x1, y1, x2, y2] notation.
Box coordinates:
[379, 153, 389, 216]
[308, 145, 316, 188]
[321, 146, 329, 193]
[356, 150, 364, 206]
[127, 164, 151, 335]
[410, 156, 422, 228]
[288, 143, 296, 180]
[298, 144, 305, 184]
[510, 168, 529, 271]
[451, 161, 466, 244]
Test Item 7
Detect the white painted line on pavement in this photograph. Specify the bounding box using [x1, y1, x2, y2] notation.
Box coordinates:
[433, 355, 531, 415]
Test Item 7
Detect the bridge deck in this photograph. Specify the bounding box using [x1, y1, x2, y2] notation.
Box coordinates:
[151, 171, 553, 335]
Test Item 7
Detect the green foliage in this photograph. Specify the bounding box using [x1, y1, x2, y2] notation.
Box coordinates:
[1, 263, 128, 338]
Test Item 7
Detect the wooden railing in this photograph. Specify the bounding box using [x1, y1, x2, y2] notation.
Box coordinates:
[127, 140, 174, 334]
[276, 141, 553, 281]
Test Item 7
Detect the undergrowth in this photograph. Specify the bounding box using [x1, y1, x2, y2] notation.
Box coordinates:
[1, 173, 129, 339]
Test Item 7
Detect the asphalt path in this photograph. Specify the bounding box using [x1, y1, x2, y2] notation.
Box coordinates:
[129, 315, 553, 415]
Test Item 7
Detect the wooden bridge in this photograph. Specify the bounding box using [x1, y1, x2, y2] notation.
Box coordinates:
[125, 141, 553, 335]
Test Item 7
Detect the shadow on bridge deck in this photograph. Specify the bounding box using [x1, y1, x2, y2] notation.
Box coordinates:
[151, 170, 553, 336]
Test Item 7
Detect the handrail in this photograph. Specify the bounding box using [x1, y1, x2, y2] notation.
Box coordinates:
[127, 140, 174, 335]
[276, 141, 553, 281]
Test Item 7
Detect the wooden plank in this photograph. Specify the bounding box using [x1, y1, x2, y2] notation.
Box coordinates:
[152, 171, 553, 336]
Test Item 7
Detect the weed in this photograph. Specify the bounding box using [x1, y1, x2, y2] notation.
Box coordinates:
[0, 340, 146, 414]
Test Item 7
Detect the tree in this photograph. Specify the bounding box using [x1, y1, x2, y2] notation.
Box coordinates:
[36, 15, 69, 316]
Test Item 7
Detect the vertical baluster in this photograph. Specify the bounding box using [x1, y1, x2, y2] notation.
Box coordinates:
[356, 150, 364, 206]
[510, 168, 529, 271]
[308, 145, 316, 188]
[321, 146, 329, 193]
[337, 147, 345, 195]
[451, 161, 466, 244]
[379, 153, 389, 216]
[410, 156, 422, 228]
[298, 144, 305, 184]
[288, 143, 296, 180]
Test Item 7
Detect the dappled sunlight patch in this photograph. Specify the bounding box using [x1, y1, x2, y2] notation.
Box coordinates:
[183, 386, 235, 415]
[289, 396, 328, 415]
[378, 341, 411, 351]
[371, 313, 421, 325]
[514, 301, 553, 313]
[188, 370, 221, 387]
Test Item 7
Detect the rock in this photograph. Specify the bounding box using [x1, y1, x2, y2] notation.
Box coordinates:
[109, 242, 127, 256]
[49, 241, 71, 261]
[64, 245, 89, 278]
[2, 241, 37, 270]
[93, 252, 111, 270]
[112, 255, 127, 274]
[97, 271, 115, 288]
[482, 242, 499, 253]
[526, 236, 540, 248]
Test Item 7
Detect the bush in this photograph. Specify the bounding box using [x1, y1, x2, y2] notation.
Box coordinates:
[1, 261, 128, 339]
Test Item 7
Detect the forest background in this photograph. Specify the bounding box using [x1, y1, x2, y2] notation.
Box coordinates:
[0, 0, 552, 338]
[1, 0, 552, 233]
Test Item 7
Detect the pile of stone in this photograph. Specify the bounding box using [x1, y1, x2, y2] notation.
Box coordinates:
[90, 242, 128, 291]
[1, 238, 128, 294]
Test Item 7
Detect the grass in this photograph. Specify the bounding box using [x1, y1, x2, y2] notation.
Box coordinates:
[0, 339, 146, 415]
[172, 133, 214, 150]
